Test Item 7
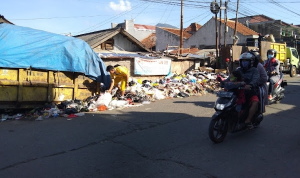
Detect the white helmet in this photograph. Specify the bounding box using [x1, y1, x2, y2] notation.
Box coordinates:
[239, 52, 255, 70]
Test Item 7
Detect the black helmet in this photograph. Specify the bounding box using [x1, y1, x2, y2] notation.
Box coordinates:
[267, 49, 277, 58]
[249, 50, 261, 67]
[239, 52, 255, 71]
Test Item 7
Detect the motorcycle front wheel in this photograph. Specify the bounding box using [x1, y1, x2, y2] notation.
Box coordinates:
[209, 116, 228, 143]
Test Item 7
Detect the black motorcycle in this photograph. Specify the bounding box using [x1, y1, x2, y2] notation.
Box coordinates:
[208, 85, 263, 143]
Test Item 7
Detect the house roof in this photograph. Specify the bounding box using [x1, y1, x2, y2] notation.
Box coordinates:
[169, 47, 200, 55]
[141, 33, 156, 49]
[291, 24, 300, 29]
[232, 14, 294, 27]
[160, 27, 192, 39]
[247, 15, 275, 23]
[159, 23, 202, 39]
[218, 18, 258, 36]
[0, 15, 14, 25]
[185, 23, 202, 33]
[231, 14, 275, 24]
[74, 28, 150, 52]
[134, 24, 156, 31]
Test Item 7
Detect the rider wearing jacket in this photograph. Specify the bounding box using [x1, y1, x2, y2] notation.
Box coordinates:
[264, 49, 280, 100]
[223, 52, 260, 129]
[251, 50, 268, 112]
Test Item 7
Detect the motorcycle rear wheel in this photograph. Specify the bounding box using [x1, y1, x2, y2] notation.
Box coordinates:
[209, 116, 228, 143]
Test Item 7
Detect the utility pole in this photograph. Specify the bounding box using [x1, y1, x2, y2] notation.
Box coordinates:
[233, 0, 239, 45]
[180, 0, 183, 55]
[215, 1, 219, 65]
[219, 0, 222, 50]
[210, 1, 220, 68]
[224, 1, 228, 47]
[219, 0, 222, 68]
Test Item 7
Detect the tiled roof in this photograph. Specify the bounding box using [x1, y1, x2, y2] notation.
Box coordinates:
[74, 28, 150, 52]
[160, 27, 192, 39]
[219, 19, 258, 36]
[185, 23, 202, 33]
[248, 15, 274, 23]
[141, 33, 156, 49]
[291, 24, 300, 29]
[75, 28, 119, 48]
[134, 24, 156, 31]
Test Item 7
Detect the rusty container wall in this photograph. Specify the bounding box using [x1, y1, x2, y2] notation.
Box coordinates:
[0, 68, 100, 109]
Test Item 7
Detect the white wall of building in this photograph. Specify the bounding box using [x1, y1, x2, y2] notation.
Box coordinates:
[186, 18, 253, 48]
[113, 19, 155, 41]
[155, 18, 256, 51]
[155, 27, 190, 51]
[113, 33, 141, 52]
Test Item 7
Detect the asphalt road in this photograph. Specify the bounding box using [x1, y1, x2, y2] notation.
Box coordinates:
[1, 75, 300, 178]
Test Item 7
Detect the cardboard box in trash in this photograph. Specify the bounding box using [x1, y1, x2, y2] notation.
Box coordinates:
[199, 67, 214, 73]
[214, 69, 227, 74]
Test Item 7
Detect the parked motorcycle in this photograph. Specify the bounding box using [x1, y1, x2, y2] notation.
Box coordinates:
[208, 85, 263, 143]
[267, 72, 287, 104]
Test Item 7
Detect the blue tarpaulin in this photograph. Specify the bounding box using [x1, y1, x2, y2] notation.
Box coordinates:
[0, 23, 110, 87]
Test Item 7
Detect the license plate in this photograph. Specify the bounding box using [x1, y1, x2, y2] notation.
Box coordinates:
[217, 91, 234, 98]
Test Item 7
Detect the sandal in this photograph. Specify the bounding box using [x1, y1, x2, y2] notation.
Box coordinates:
[245, 122, 254, 130]
[238, 122, 254, 130]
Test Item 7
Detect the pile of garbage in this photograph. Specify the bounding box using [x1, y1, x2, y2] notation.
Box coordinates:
[81, 70, 225, 112]
[0, 102, 86, 122]
[0, 70, 228, 121]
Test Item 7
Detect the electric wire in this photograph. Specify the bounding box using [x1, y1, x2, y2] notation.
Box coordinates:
[164, 5, 176, 23]
[74, 1, 145, 35]
[134, 2, 152, 19]
[158, 4, 170, 24]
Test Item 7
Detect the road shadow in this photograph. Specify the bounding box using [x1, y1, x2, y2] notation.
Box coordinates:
[173, 100, 215, 108]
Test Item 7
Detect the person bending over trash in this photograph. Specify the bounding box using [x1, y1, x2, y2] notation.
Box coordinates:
[106, 65, 129, 99]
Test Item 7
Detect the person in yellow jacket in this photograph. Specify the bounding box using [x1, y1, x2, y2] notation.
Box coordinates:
[106, 65, 129, 98]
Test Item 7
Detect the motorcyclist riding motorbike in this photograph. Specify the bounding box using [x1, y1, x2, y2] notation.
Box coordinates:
[264, 49, 280, 100]
[251, 50, 268, 112]
[224, 52, 260, 129]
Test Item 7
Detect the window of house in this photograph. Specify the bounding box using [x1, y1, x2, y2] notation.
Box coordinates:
[101, 38, 114, 50]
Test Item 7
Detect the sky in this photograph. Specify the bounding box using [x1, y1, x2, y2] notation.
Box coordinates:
[2, 0, 300, 36]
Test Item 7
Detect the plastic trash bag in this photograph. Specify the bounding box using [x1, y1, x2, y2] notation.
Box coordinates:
[75, 113, 85, 116]
[153, 89, 165, 100]
[109, 100, 129, 108]
[96, 92, 112, 107]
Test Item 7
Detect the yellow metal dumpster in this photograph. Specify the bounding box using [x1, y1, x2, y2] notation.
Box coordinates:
[0, 68, 100, 109]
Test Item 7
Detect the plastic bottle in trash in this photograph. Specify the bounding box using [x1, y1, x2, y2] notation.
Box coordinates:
[52, 111, 59, 118]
